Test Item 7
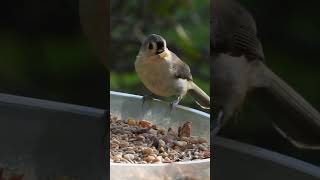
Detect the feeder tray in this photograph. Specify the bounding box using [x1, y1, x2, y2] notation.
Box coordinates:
[1, 92, 319, 179]
[110, 91, 210, 180]
[0, 93, 106, 179]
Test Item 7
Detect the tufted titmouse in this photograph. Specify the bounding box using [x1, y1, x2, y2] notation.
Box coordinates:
[212, 0, 320, 149]
[135, 34, 210, 110]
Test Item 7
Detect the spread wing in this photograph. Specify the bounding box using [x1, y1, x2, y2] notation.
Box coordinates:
[170, 52, 193, 81]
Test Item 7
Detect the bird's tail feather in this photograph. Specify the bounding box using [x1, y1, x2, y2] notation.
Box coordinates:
[188, 81, 210, 109]
[262, 64, 320, 149]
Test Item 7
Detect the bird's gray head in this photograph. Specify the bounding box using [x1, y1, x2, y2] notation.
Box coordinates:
[139, 34, 167, 57]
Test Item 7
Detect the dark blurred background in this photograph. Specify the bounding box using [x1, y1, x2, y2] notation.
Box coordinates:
[3, 0, 320, 168]
[0, 1, 107, 108]
[219, 0, 320, 166]
[110, 0, 210, 111]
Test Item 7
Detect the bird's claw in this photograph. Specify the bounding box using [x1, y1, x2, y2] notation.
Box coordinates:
[169, 96, 183, 113]
[211, 110, 224, 136]
[142, 94, 153, 108]
[169, 100, 179, 113]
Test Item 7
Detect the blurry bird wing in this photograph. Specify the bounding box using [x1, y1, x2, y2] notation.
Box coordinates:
[212, 0, 264, 61]
[231, 25, 264, 61]
[170, 52, 193, 81]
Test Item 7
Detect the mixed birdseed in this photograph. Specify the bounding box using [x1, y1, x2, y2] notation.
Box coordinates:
[110, 114, 210, 164]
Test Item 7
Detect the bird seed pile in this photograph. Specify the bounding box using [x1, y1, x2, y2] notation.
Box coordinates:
[110, 114, 210, 164]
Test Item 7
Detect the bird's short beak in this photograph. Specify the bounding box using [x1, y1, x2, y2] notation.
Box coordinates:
[156, 41, 165, 54]
[156, 47, 165, 54]
[158, 51, 168, 58]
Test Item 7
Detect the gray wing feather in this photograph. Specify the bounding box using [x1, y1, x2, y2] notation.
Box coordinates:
[170, 52, 193, 81]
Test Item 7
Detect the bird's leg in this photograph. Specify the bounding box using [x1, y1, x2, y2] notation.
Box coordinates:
[0, 168, 3, 179]
[170, 95, 182, 112]
[211, 109, 224, 136]
[142, 93, 154, 108]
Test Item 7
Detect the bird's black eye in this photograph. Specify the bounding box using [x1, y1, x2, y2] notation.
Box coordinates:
[148, 43, 153, 49]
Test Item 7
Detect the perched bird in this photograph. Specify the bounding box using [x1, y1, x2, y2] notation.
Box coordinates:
[212, 0, 320, 149]
[135, 34, 210, 110]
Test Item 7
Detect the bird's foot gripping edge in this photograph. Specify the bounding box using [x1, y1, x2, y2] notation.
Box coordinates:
[211, 110, 224, 137]
[142, 93, 154, 108]
[169, 96, 182, 113]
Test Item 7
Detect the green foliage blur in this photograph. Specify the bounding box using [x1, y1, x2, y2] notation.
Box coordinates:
[0, 1, 106, 108]
[110, 0, 210, 111]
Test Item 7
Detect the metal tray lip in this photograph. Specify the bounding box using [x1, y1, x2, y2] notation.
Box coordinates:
[110, 158, 210, 166]
[0, 93, 105, 117]
[110, 91, 210, 118]
[214, 137, 320, 178]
